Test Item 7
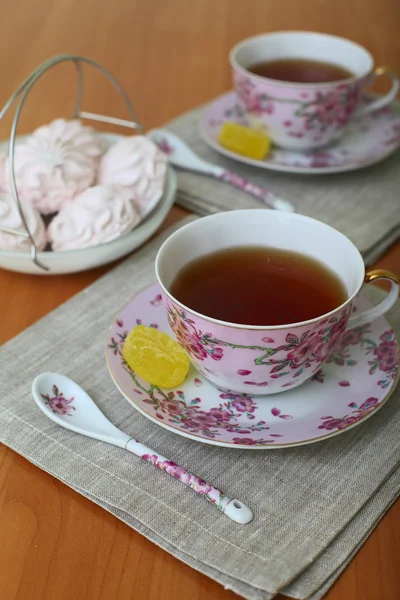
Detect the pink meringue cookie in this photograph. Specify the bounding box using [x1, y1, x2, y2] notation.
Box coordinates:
[3, 119, 103, 214]
[47, 185, 141, 251]
[98, 136, 167, 217]
[0, 192, 46, 251]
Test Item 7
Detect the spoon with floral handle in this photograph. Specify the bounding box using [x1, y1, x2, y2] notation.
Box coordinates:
[147, 128, 294, 212]
[32, 372, 253, 525]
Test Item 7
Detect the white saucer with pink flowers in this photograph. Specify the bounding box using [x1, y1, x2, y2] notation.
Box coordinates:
[199, 92, 400, 174]
[106, 283, 399, 449]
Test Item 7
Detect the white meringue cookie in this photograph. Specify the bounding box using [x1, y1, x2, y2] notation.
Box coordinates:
[0, 193, 46, 251]
[47, 185, 140, 251]
[98, 136, 167, 217]
[3, 119, 103, 214]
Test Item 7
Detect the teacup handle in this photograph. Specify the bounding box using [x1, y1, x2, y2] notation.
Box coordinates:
[347, 270, 399, 328]
[357, 67, 399, 117]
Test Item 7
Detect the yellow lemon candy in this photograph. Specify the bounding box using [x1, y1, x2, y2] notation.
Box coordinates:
[218, 122, 271, 160]
[122, 325, 190, 388]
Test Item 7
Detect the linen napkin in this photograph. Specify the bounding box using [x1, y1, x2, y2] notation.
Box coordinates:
[166, 102, 400, 265]
[1, 217, 399, 600]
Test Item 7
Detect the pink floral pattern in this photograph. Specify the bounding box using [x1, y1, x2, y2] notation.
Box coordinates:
[299, 86, 360, 132]
[41, 385, 75, 416]
[106, 284, 399, 448]
[167, 304, 224, 362]
[318, 397, 379, 431]
[140, 453, 230, 508]
[263, 311, 348, 379]
[136, 450, 234, 510]
[167, 303, 350, 389]
[325, 326, 397, 389]
[235, 76, 361, 137]
[235, 78, 276, 117]
[311, 326, 399, 390]
[219, 171, 277, 206]
[367, 330, 398, 389]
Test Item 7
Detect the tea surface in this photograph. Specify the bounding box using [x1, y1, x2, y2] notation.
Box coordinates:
[248, 58, 354, 83]
[170, 246, 347, 326]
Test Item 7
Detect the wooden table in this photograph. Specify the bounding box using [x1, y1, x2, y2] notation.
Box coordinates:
[0, 2, 399, 598]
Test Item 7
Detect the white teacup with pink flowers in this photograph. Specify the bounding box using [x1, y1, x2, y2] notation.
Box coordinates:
[155, 210, 399, 395]
[230, 31, 399, 150]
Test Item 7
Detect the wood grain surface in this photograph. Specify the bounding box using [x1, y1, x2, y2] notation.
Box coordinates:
[0, 1, 399, 599]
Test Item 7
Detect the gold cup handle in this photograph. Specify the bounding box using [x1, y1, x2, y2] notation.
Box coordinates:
[347, 269, 400, 328]
[357, 66, 400, 116]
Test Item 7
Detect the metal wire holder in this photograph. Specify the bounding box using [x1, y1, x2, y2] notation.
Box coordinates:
[0, 54, 142, 271]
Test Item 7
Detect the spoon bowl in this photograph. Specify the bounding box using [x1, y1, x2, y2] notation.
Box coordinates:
[32, 372, 130, 448]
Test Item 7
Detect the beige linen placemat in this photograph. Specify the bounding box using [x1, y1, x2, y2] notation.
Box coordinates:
[1, 217, 399, 599]
[166, 103, 400, 266]
[75, 465, 400, 600]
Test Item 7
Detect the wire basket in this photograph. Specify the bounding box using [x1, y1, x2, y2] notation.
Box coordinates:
[0, 54, 142, 271]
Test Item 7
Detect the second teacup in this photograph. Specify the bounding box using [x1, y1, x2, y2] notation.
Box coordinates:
[230, 31, 399, 150]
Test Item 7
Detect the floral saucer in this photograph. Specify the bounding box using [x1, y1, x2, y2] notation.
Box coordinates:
[106, 284, 399, 449]
[199, 91, 400, 174]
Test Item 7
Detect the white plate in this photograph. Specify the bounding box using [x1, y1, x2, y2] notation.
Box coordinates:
[0, 133, 177, 275]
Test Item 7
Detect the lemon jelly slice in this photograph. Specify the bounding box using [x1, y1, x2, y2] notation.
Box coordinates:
[218, 122, 271, 160]
[122, 325, 190, 388]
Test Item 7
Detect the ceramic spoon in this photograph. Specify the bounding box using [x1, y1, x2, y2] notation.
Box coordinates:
[147, 128, 295, 212]
[32, 372, 253, 525]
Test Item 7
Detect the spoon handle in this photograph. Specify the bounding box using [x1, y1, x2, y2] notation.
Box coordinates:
[218, 170, 295, 212]
[125, 438, 253, 524]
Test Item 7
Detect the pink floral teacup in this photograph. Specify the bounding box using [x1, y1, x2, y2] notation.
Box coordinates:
[155, 210, 399, 395]
[230, 31, 399, 150]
